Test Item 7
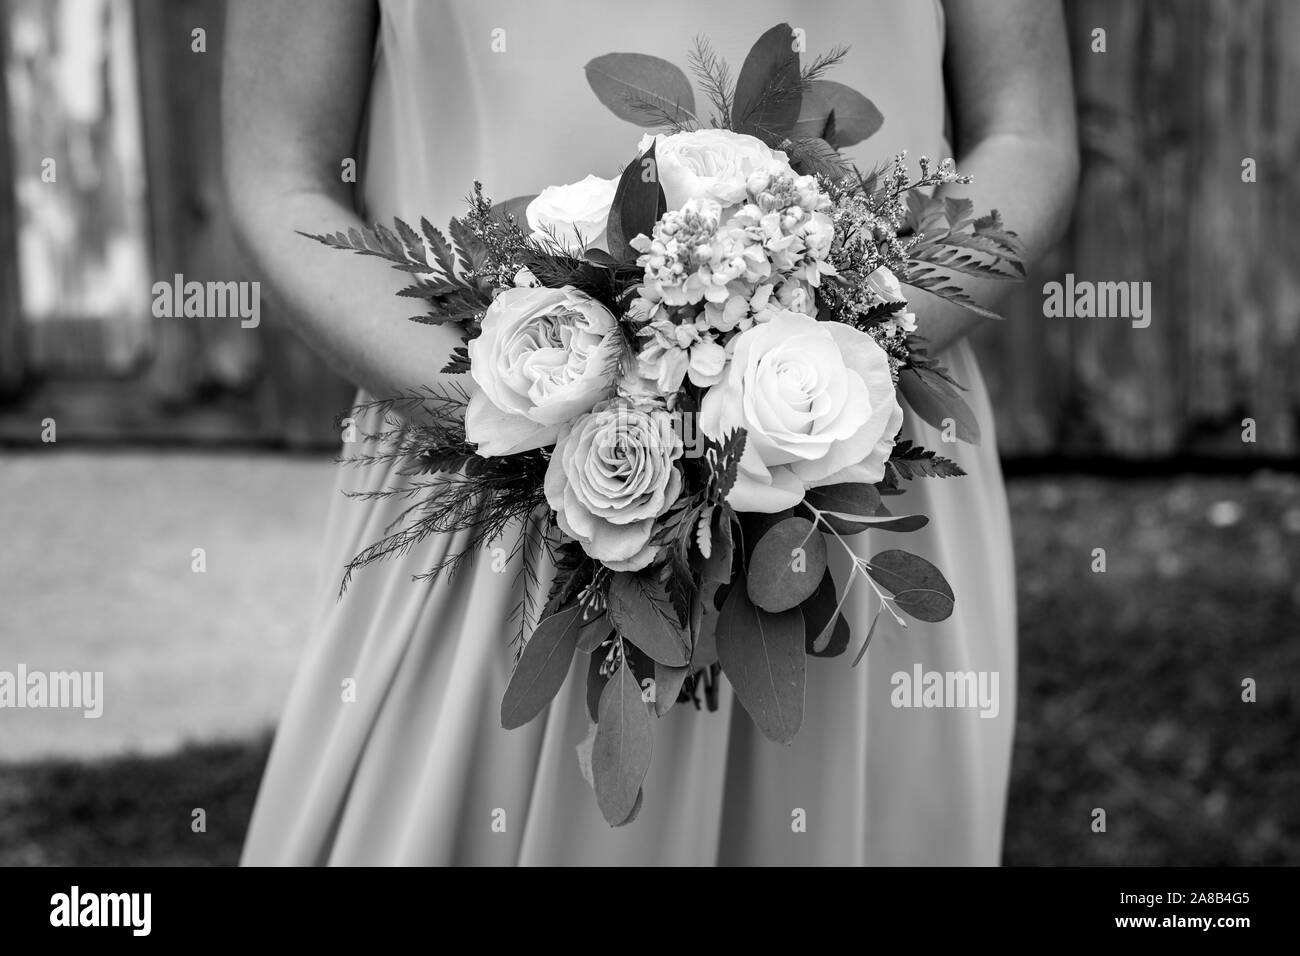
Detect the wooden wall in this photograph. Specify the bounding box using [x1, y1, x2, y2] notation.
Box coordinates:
[0, 1, 23, 397]
[970, 0, 1300, 458]
[131, 0, 353, 446]
[0, 0, 354, 447]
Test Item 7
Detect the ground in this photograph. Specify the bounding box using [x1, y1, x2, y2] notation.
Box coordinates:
[1, 452, 1297, 865]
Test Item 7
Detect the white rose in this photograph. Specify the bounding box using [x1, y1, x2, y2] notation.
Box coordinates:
[636, 129, 792, 212]
[466, 286, 621, 456]
[699, 309, 904, 512]
[525, 174, 618, 252]
[864, 266, 918, 332]
[863, 265, 903, 299]
[544, 402, 683, 571]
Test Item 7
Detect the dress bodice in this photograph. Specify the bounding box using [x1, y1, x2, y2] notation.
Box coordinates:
[361, 0, 948, 223]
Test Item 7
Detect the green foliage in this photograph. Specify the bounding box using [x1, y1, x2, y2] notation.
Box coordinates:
[732, 23, 803, 142]
[302, 217, 492, 327]
[746, 516, 826, 612]
[899, 366, 981, 444]
[792, 79, 882, 148]
[593, 657, 653, 826]
[715, 584, 806, 743]
[802, 569, 850, 657]
[865, 549, 955, 623]
[607, 569, 690, 666]
[440, 344, 471, 376]
[783, 136, 854, 178]
[884, 440, 968, 484]
[687, 35, 734, 127]
[500, 605, 583, 729]
[605, 140, 668, 262]
[704, 428, 747, 504]
[584, 52, 698, 129]
[332, 388, 550, 603]
[541, 540, 595, 619]
[902, 193, 1025, 320]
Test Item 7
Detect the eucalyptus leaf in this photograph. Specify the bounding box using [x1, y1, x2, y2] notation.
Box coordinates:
[586, 652, 605, 723]
[805, 482, 881, 514]
[802, 569, 851, 657]
[790, 84, 834, 141]
[584, 53, 697, 127]
[733, 23, 802, 140]
[583, 247, 620, 268]
[814, 509, 930, 534]
[801, 483, 883, 534]
[899, 366, 981, 444]
[500, 605, 581, 729]
[653, 661, 690, 717]
[607, 570, 690, 666]
[866, 549, 955, 623]
[850, 607, 883, 667]
[805, 80, 882, 147]
[593, 661, 653, 826]
[738, 508, 793, 558]
[716, 585, 806, 744]
[605, 141, 667, 262]
[747, 516, 827, 612]
[575, 604, 611, 653]
[613, 788, 644, 827]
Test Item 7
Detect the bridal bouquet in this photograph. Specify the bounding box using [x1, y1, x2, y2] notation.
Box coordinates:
[311, 24, 1022, 825]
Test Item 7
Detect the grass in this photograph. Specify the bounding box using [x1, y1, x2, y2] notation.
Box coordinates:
[2, 472, 1297, 866]
[1002, 471, 1300, 865]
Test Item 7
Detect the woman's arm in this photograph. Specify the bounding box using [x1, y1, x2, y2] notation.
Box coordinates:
[222, 0, 463, 404]
[911, 0, 1080, 353]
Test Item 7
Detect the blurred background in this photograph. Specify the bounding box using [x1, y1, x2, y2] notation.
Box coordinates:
[0, 0, 1296, 865]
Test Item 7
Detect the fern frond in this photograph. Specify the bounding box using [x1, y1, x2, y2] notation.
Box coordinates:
[800, 45, 849, 84]
[688, 35, 734, 127]
[885, 440, 967, 482]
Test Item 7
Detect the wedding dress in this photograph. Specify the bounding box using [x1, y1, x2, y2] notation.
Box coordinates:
[241, 0, 1017, 866]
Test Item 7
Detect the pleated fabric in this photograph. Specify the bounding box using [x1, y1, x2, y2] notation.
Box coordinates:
[241, 0, 1017, 866]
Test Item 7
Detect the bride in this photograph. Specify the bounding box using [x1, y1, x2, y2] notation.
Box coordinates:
[224, 0, 1077, 865]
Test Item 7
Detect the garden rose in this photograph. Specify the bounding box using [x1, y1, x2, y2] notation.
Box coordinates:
[525, 174, 617, 252]
[864, 266, 918, 333]
[466, 286, 621, 456]
[544, 401, 683, 570]
[636, 129, 792, 212]
[698, 309, 904, 512]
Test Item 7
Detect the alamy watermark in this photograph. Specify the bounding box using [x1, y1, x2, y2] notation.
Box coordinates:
[1043, 273, 1152, 328]
[890, 664, 999, 719]
[151, 274, 260, 328]
[0, 664, 103, 718]
[50, 886, 150, 936]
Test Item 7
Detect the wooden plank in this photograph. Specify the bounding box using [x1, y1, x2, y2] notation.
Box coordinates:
[0, 0, 26, 395]
[972, 0, 1300, 458]
[132, 0, 352, 447]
